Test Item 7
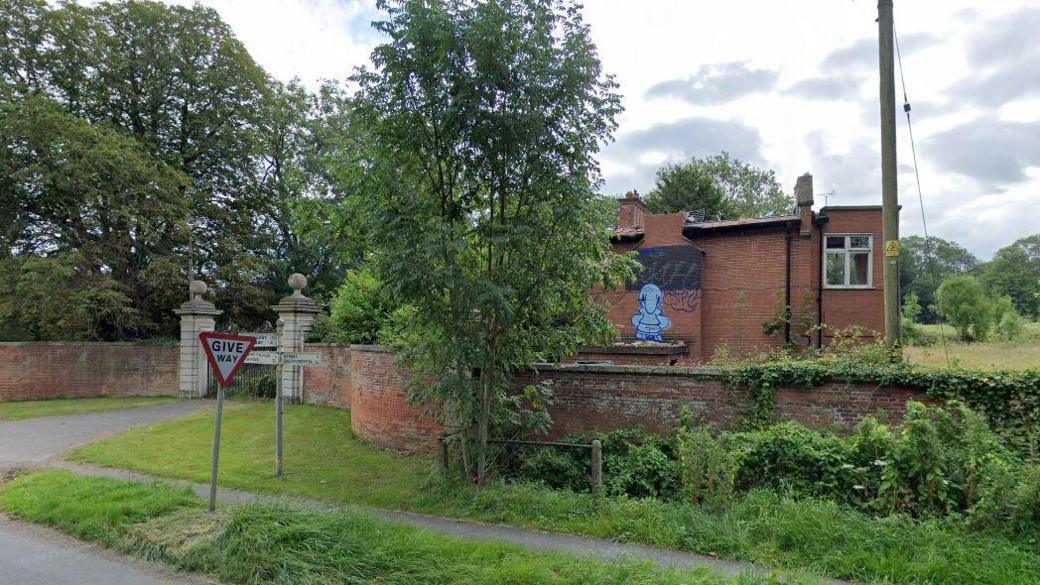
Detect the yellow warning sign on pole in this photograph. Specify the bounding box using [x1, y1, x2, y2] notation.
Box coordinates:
[884, 240, 900, 257]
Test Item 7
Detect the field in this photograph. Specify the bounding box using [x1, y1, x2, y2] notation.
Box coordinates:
[0, 396, 177, 421]
[68, 402, 1040, 585]
[903, 322, 1040, 370]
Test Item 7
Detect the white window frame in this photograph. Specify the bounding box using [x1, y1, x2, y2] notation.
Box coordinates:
[823, 233, 873, 289]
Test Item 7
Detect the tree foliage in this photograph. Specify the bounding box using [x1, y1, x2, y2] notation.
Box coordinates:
[982, 235, 1040, 319]
[642, 152, 793, 219]
[936, 275, 992, 342]
[355, 0, 635, 482]
[0, 95, 189, 339]
[0, 0, 368, 338]
[899, 235, 979, 323]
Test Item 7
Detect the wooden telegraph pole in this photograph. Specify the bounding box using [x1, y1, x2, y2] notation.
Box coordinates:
[878, 0, 900, 347]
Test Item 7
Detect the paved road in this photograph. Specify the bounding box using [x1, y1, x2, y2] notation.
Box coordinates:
[0, 400, 214, 585]
[0, 514, 213, 585]
[0, 400, 210, 463]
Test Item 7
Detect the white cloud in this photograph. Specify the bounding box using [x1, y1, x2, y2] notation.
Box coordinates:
[137, 0, 1040, 258]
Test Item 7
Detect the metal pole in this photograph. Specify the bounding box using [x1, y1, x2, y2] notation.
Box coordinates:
[879, 0, 900, 347]
[591, 439, 603, 495]
[275, 319, 285, 476]
[208, 384, 224, 511]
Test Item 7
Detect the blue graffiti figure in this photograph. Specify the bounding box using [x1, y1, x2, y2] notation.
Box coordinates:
[631, 283, 672, 341]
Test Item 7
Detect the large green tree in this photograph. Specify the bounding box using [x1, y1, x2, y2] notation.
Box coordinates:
[642, 152, 793, 219]
[899, 235, 980, 323]
[982, 235, 1040, 318]
[356, 0, 634, 482]
[0, 0, 366, 336]
[0, 95, 189, 339]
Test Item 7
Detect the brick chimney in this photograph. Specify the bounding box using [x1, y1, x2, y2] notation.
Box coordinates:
[618, 190, 647, 229]
[794, 173, 814, 237]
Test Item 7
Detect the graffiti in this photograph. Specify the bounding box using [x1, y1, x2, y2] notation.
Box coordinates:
[626, 246, 702, 291]
[664, 289, 701, 313]
[631, 283, 672, 341]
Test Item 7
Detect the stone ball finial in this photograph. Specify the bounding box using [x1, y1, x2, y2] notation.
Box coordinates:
[288, 273, 307, 294]
[189, 279, 207, 297]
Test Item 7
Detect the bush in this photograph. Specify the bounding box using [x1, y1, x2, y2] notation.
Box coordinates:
[936, 275, 992, 341]
[325, 269, 398, 344]
[675, 425, 735, 509]
[997, 307, 1026, 342]
[505, 427, 680, 499]
[729, 421, 856, 500]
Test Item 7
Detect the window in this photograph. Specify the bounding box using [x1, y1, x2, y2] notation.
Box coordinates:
[824, 234, 872, 288]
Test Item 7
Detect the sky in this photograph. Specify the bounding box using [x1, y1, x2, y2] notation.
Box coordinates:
[151, 0, 1040, 259]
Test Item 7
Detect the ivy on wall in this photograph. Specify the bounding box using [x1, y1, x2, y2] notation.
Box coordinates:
[727, 360, 1040, 453]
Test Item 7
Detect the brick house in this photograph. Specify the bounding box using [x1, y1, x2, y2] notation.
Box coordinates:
[584, 173, 885, 364]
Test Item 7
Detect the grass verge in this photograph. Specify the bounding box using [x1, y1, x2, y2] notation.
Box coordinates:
[0, 470, 777, 585]
[69, 402, 1040, 584]
[0, 396, 177, 421]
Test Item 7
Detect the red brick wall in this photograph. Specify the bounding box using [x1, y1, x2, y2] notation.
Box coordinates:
[347, 348, 930, 451]
[0, 342, 179, 401]
[348, 345, 441, 452]
[302, 344, 352, 408]
[820, 208, 886, 341]
[521, 364, 929, 438]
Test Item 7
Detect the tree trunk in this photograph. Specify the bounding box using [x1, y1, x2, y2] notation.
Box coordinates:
[476, 368, 492, 485]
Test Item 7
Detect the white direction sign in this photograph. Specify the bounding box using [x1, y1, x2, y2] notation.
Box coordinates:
[244, 350, 281, 365]
[199, 332, 257, 386]
[241, 333, 280, 347]
[279, 352, 322, 365]
[242, 350, 322, 366]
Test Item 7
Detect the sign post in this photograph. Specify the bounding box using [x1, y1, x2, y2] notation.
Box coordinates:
[239, 329, 321, 476]
[199, 332, 256, 511]
[273, 321, 285, 477]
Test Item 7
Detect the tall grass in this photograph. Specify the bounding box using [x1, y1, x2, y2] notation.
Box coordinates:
[1, 470, 777, 585]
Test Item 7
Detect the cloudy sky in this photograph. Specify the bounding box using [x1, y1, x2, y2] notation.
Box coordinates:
[155, 0, 1040, 258]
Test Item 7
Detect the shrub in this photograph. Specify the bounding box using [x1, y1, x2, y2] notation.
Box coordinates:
[730, 421, 856, 500]
[675, 425, 735, 509]
[606, 441, 679, 499]
[325, 269, 398, 344]
[936, 275, 992, 342]
[996, 305, 1026, 341]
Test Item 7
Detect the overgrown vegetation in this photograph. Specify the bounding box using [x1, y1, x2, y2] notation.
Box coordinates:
[71, 402, 1040, 584]
[0, 470, 762, 585]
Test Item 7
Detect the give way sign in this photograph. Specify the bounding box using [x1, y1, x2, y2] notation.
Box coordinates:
[199, 332, 257, 387]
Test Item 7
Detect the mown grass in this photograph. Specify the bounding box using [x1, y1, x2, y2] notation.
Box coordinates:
[70, 401, 432, 508]
[905, 322, 1040, 370]
[0, 470, 775, 585]
[0, 396, 177, 421]
[69, 402, 1040, 584]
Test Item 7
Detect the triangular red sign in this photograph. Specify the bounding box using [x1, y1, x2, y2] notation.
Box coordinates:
[199, 332, 257, 387]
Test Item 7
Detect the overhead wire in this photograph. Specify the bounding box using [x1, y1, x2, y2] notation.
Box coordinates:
[894, 26, 952, 368]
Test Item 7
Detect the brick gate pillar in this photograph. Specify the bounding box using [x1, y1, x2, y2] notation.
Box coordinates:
[173, 280, 222, 398]
[273, 274, 320, 402]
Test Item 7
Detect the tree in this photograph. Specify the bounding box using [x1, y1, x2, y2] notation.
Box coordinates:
[936, 275, 992, 342]
[643, 161, 727, 219]
[355, 0, 635, 483]
[0, 0, 366, 335]
[982, 235, 1040, 318]
[899, 235, 980, 323]
[0, 95, 189, 339]
[642, 152, 793, 219]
